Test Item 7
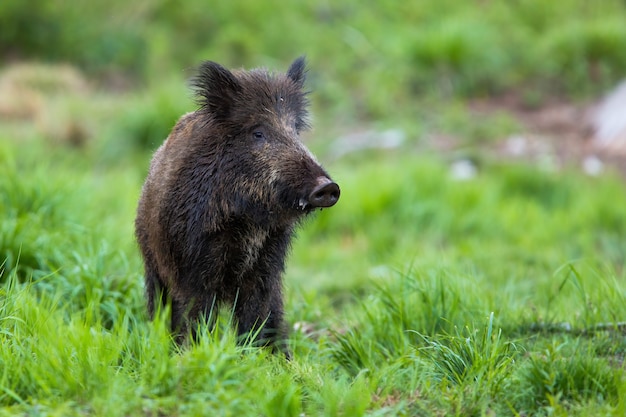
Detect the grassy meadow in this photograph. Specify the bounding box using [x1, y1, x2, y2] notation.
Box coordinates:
[2, 1, 626, 416]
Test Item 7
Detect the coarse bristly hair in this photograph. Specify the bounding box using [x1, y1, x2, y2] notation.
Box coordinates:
[135, 57, 339, 357]
[190, 56, 311, 133]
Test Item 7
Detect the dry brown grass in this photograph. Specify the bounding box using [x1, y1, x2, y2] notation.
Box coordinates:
[0, 63, 92, 146]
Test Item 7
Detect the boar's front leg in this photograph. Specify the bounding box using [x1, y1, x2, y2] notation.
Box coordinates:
[266, 287, 291, 358]
[171, 290, 218, 345]
[234, 282, 287, 356]
[234, 229, 291, 356]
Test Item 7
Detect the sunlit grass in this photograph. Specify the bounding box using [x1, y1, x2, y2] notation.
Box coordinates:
[2, 127, 626, 414]
[3, 0, 626, 409]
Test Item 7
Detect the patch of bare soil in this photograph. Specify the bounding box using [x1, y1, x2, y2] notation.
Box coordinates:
[468, 83, 626, 177]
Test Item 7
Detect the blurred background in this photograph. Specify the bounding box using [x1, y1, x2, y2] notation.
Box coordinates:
[2, 0, 626, 166]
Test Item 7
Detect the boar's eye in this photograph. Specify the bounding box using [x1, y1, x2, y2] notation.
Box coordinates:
[252, 130, 266, 141]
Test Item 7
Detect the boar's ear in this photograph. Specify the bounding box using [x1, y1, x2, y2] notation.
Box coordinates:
[191, 61, 241, 120]
[287, 56, 307, 88]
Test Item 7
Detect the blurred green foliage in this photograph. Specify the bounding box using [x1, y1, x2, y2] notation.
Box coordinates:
[0, 1, 147, 78]
[2, 0, 626, 115]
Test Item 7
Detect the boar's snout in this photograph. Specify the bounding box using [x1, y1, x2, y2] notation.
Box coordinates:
[306, 176, 340, 209]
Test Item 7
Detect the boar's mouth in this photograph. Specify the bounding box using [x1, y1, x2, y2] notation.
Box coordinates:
[297, 177, 340, 211]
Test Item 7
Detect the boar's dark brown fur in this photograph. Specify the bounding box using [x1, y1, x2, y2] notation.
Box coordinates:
[135, 57, 339, 354]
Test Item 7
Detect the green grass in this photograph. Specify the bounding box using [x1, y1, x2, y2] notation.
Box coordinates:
[2, 1, 626, 415]
[1, 132, 626, 415]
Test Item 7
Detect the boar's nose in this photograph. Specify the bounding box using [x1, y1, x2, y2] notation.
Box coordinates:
[308, 177, 340, 208]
